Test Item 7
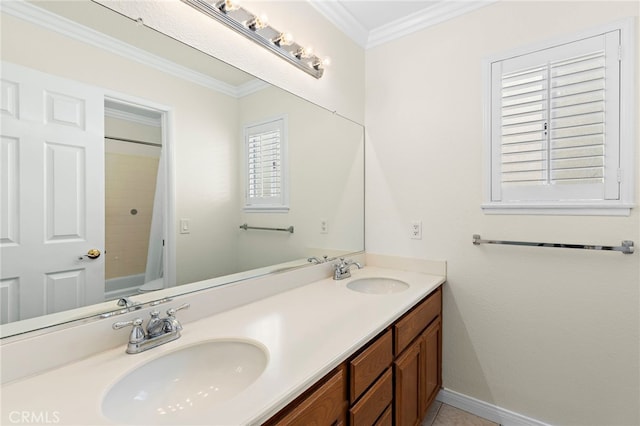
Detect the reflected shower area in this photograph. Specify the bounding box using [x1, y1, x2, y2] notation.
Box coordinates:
[104, 100, 165, 299]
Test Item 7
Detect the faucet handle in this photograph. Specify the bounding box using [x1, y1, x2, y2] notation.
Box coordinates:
[165, 303, 190, 333]
[113, 317, 143, 329]
[167, 303, 190, 317]
[113, 317, 145, 344]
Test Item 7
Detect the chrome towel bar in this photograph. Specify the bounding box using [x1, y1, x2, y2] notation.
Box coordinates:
[239, 223, 294, 234]
[472, 234, 634, 254]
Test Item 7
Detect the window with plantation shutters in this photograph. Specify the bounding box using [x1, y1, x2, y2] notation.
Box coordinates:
[484, 21, 635, 215]
[243, 116, 289, 211]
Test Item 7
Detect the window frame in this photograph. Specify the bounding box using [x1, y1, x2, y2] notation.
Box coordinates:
[242, 115, 289, 213]
[482, 18, 636, 216]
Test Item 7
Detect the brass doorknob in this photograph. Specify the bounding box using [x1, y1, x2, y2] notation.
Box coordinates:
[79, 249, 101, 260]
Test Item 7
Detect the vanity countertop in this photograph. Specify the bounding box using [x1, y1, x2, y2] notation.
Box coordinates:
[0, 266, 445, 425]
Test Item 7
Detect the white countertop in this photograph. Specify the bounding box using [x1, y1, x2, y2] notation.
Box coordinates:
[0, 266, 444, 426]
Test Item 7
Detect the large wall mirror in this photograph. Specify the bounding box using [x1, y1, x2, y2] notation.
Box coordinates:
[0, 0, 364, 338]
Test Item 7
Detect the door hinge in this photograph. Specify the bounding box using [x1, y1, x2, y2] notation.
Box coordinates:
[617, 168, 623, 183]
[618, 45, 623, 61]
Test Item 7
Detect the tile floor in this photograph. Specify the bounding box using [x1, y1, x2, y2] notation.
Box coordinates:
[423, 401, 499, 426]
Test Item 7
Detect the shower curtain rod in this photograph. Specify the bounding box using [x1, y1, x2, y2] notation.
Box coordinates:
[105, 135, 162, 147]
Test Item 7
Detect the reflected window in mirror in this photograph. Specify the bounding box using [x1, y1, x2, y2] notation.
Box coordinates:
[244, 116, 289, 212]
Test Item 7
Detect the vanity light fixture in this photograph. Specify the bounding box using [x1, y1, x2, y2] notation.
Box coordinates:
[182, 0, 328, 78]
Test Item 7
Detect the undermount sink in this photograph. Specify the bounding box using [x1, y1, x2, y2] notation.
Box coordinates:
[102, 340, 268, 425]
[347, 277, 409, 294]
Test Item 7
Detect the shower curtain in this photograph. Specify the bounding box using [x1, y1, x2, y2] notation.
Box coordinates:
[144, 150, 164, 285]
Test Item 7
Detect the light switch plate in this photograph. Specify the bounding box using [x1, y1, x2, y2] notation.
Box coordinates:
[180, 218, 190, 234]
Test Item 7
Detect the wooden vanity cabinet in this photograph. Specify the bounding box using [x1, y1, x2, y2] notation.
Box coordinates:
[394, 338, 422, 426]
[264, 365, 348, 426]
[349, 329, 394, 426]
[422, 317, 443, 411]
[394, 288, 443, 426]
[264, 285, 442, 426]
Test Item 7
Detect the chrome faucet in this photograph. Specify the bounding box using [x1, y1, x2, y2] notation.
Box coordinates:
[113, 303, 190, 354]
[307, 255, 333, 264]
[117, 297, 141, 311]
[333, 258, 363, 280]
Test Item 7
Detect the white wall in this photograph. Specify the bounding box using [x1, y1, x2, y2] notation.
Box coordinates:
[365, 2, 639, 425]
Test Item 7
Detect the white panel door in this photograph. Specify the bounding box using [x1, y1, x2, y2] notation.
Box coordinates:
[0, 62, 105, 323]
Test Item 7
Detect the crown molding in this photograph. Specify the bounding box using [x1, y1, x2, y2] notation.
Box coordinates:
[307, 0, 370, 48]
[104, 107, 161, 128]
[308, 0, 498, 49]
[236, 79, 271, 98]
[0, 0, 264, 98]
[368, 0, 498, 48]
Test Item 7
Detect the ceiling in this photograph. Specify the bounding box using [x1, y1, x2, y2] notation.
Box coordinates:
[308, 0, 497, 49]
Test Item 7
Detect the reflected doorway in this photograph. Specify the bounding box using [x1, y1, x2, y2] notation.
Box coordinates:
[103, 100, 165, 299]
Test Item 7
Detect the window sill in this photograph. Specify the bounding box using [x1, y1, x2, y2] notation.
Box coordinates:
[481, 202, 633, 216]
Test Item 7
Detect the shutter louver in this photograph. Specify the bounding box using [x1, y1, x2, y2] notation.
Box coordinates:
[248, 129, 281, 200]
[244, 116, 288, 210]
[500, 50, 607, 189]
[549, 52, 605, 185]
[501, 66, 548, 186]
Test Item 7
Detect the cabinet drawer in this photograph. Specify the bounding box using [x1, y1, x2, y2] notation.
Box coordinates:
[350, 329, 393, 401]
[349, 368, 393, 426]
[395, 287, 441, 356]
[375, 404, 392, 426]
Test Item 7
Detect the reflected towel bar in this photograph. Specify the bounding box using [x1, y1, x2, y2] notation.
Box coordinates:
[239, 223, 294, 234]
[472, 234, 634, 254]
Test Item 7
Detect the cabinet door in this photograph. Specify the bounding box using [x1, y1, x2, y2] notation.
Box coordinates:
[420, 318, 442, 416]
[394, 339, 422, 426]
[267, 366, 347, 426]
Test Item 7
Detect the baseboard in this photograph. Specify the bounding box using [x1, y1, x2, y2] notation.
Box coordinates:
[436, 388, 552, 426]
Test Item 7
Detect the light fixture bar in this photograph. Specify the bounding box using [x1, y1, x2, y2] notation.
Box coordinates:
[182, 0, 326, 79]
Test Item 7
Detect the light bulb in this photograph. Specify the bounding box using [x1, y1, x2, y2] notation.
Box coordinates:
[215, 0, 239, 13]
[312, 56, 330, 71]
[273, 32, 293, 47]
[246, 15, 267, 30]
